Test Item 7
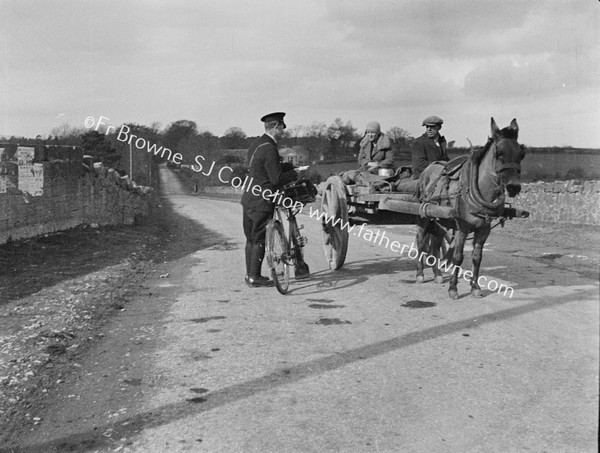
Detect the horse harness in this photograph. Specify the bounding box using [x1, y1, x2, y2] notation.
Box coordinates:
[420, 137, 521, 223]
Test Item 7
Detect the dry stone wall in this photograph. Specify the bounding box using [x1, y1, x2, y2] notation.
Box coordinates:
[197, 179, 600, 225]
[0, 159, 153, 245]
[507, 180, 600, 226]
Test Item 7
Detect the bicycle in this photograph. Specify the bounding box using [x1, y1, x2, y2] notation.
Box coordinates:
[265, 179, 316, 295]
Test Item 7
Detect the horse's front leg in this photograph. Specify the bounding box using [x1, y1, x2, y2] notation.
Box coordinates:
[448, 228, 468, 299]
[470, 224, 491, 298]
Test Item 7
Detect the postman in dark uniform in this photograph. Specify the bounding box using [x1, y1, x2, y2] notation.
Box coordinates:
[241, 138, 295, 213]
[241, 112, 301, 287]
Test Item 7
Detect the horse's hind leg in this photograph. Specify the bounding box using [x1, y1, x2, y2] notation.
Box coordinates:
[448, 228, 468, 299]
[470, 224, 491, 298]
[431, 223, 444, 284]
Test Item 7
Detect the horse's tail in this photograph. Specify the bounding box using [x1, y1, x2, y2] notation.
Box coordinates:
[424, 221, 454, 262]
[419, 221, 442, 258]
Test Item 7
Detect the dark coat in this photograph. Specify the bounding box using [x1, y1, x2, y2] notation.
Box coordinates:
[241, 134, 297, 212]
[358, 133, 395, 170]
[411, 133, 449, 179]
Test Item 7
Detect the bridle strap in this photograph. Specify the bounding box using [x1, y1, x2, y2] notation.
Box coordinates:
[467, 157, 505, 215]
[496, 162, 521, 173]
[491, 138, 521, 174]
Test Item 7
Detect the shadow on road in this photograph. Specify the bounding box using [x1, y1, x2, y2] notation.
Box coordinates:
[286, 257, 412, 295]
[0, 194, 226, 306]
[1, 290, 589, 453]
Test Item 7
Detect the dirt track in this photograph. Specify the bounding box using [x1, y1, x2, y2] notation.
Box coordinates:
[1, 166, 598, 452]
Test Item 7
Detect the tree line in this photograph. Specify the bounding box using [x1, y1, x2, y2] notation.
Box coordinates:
[1, 118, 418, 170]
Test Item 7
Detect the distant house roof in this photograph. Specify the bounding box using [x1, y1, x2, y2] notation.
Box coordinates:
[280, 146, 309, 156]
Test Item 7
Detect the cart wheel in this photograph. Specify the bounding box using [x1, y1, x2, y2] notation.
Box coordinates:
[266, 220, 290, 294]
[320, 176, 349, 270]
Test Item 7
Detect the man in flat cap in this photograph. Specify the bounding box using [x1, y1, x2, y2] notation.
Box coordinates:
[241, 112, 308, 287]
[411, 115, 449, 179]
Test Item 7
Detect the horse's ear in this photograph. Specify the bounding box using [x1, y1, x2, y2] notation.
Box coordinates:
[509, 118, 519, 136]
[491, 117, 500, 138]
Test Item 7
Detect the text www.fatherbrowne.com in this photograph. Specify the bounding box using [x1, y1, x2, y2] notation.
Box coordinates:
[306, 205, 515, 298]
[84, 115, 514, 298]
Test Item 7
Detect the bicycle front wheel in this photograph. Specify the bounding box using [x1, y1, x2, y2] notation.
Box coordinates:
[266, 220, 290, 294]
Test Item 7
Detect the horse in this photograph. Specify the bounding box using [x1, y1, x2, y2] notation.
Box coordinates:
[415, 118, 525, 299]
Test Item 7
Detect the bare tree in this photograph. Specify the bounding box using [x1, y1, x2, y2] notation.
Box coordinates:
[295, 122, 329, 161]
[50, 122, 86, 143]
[221, 127, 247, 149]
[163, 120, 198, 150]
[386, 126, 414, 162]
[386, 126, 411, 143]
[327, 118, 358, 159]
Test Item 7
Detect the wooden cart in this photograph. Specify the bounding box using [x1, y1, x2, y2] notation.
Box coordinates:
[319, 175, 528, 270]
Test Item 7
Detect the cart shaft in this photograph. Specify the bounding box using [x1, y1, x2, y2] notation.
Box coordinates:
[380, 198, 456, 219]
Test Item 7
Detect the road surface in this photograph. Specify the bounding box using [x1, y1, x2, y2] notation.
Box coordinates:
[11, 167, 598, 453]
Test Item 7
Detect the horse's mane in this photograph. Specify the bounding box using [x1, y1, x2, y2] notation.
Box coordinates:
[469, 140, 490, 164]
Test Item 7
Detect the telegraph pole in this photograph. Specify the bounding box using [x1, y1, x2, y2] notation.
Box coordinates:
[129, 142, 133, 180]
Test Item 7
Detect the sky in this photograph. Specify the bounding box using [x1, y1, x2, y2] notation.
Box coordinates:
[1, 0, 599, 148]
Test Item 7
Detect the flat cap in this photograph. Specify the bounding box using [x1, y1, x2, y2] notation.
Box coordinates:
[261, 112, 286, 128]
[422, 115, 444, 126]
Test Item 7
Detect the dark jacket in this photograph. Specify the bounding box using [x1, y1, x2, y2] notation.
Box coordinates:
[411, 133, 449, 179]
[241, 134, 297, 212]
[358, 133, 395, 170]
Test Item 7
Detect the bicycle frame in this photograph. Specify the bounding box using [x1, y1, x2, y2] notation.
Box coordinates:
[266, 204, 307, 294]
[273, 204, 305, 266]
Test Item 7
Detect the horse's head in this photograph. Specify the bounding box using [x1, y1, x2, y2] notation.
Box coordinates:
[489, 117, 525, 197]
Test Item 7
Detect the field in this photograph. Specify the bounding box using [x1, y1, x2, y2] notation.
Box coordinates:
[513, 151, 600, 181]
[312, 150, 600, 182]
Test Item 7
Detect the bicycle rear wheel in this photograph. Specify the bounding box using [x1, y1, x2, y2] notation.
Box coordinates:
[266, 220, 290, 294]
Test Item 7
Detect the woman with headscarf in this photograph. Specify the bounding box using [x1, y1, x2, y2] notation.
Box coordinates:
[357, 121, 395, 172]
[341, 121, 395, 184]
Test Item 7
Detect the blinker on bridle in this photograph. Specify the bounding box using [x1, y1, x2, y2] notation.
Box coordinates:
[491, 137, 522, 174]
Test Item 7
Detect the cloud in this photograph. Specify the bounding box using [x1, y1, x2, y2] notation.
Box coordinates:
[1, 0, 598, 146]
[323, 0, 599, 99]
[324, 0, 534, 57]
[464, 49, 599, 99]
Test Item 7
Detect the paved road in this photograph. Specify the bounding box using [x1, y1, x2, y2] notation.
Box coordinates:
[14, 167, 599, 452]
